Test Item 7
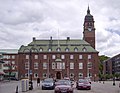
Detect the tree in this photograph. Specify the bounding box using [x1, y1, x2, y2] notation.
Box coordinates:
[98, 55, 109, 80]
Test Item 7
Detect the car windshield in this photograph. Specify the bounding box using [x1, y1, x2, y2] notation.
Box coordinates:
[57, 80, 71, 85]
[79, 79, 88, 83]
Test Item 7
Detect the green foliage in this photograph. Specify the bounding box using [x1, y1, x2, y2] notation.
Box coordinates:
[98, 55, 109, 78]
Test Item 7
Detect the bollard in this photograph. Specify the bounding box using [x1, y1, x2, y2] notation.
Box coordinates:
[103, 81, 104, 84]
[16, 85, 18, 93]
[119, 83, 120, 88]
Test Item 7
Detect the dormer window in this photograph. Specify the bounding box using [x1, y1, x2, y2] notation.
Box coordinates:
[74, 48, 78, 52]
[48, 48, 52, 52]
[82, 47, 87, 52]
[39, 48, 43, 52]
[65, 48, 69, 52]
[57, 48, 61, 52]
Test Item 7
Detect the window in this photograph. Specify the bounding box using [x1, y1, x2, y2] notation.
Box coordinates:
[26, 55, 29, 59]
[43, 73, 47, 78]
[70, 73, 74, 78]
[79, 63, 83, 69]
[70, 55, 74, 59]
[35, 55, 38, 59]
[70, 63, 74, 69]
[48, 48, 52, 52]
[57, 62, 63, 69]
[88, 55, 92, 59]
[12, 55, 15, 59]
[57, 48, 61, 52]
[79, 55, 82, 59]
[74, 48, 78, 52]
[62, 62, 65, 69]
[12, 61, 15, 65]
[39, 48, 43, 52]
[52, 62, 56, 69]
[87, 73, 92, 77]
[87, 62, 92, 69]
[61, 55, 65, 59]
[52, 55, 56, 59]
[43, 55, 47, 59]
[12, 66, 15, 70]
[25, 62, 29, 69]
[82, 47, 87, 52]
[79, 73, 83, 78]
[65, 48, 69, 52]
[34, 62, 38, 69]
[34, 73, 38, 78]
[43, 62, 47, 69]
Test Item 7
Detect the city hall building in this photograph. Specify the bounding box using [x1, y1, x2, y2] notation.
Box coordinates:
[18, 7, 99, 81]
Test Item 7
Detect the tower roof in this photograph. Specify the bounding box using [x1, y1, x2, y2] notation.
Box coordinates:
[85, 6, 94, 22]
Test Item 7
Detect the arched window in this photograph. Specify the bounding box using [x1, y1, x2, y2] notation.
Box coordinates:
[65, 48, 69, 52]
[56, 48, 61, 52]
[48, 48, 52, 52]
[39, 48, 43, 52]
[82, 47, 87, 52]
[74, 47, 78, 52]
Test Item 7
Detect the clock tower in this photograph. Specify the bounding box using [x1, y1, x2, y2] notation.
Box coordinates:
[83, 6, 95, 49]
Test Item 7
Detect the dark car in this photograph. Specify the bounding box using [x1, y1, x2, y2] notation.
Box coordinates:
[76, 79, 91, 90]
[54, 80, 73, 93]
[41, 78, 55, 90]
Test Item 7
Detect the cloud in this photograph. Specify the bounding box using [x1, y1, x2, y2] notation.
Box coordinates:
[0, 0, 120, 57]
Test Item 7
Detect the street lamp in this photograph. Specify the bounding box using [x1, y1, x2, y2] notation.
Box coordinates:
[24, 47, 38, 90]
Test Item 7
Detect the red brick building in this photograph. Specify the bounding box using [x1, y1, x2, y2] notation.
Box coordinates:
[18, 7, 99, 81]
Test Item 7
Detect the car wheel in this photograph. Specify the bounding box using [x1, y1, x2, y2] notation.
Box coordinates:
[42, 86, 44, 90]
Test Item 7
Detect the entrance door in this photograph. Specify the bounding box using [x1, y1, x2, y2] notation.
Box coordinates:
[56, 72, 61, 79]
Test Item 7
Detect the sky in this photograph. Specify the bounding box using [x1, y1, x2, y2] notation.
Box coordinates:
[0, 0, 120, 57]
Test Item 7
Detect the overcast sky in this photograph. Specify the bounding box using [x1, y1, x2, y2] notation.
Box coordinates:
[0, 0, 120, 57]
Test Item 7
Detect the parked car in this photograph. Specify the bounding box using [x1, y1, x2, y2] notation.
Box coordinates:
[41, 78, 55, 90]
[84, 77, 91, 84]
[76, 79, 91, 90]
[54, 80, 73, 93]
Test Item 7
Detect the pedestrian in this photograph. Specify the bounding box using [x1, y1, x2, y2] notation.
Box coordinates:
[37, 77, 40, 86]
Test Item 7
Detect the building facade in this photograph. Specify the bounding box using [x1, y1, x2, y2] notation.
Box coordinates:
[18, 7, 99, 81]
[0, 49, 18, 79]
[103, 54, 120, 75]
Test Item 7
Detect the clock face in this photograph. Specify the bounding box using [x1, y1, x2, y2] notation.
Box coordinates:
[88, 28, 92, 31]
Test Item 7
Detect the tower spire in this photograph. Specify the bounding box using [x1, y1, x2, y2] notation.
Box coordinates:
[87, 5, 90, 14]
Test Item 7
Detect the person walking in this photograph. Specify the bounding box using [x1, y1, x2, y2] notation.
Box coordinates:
[37, 77, 40, 86]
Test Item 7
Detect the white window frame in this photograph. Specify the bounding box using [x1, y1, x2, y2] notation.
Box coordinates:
[25, 62, 29, 69]
[79, 73, 83, 78]
[34, 62, 38, 69]
[79, 55, 82, 59]
[35, 55, 38, 59]
[52, 55, 56, 59]
[87, 62, 92, 69]
[43, 62, 47, 69]
[61, 55, 65, 59]
[34, 73, 38, 78]
[26, 55, 29, 59]
[70, 73, 74, 78]
[79, 63, 83, 69]
[43, 55, 47, 59]
[43, 73, 47, 78]
[70, 55, 74, 59]
[88, 55, 92, 59]
[70, 62, 74, 69]
[52, 62, 56, 69]
[12, 55, 15, 59]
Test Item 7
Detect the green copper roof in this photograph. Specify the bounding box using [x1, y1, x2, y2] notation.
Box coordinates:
[18, 38, 98, 53]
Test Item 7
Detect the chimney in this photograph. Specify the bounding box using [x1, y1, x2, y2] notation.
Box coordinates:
[33, 37, 36, 41]
[67, 37, 70, 41]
